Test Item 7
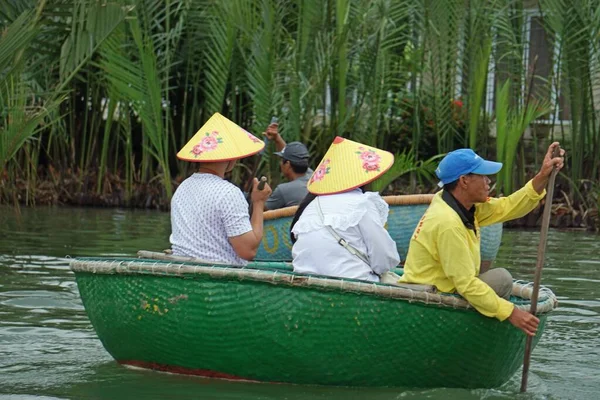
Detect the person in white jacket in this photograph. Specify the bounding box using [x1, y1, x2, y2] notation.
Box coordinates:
[290, 136, 400, 282]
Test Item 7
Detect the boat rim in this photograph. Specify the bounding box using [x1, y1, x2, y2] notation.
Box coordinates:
[70, 257, 557, 315]
[264, 194, 435, 220]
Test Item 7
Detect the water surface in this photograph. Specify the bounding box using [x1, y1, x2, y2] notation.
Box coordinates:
[0, 206, 598, 400]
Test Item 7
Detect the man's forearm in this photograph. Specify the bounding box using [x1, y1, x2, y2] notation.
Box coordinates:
[250, 200, 265, 246]
[531, 173, 549, 194]
[273, 136, 286, 152]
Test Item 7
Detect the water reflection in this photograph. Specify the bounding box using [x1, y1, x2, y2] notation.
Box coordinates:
[0, 206, 598, 400]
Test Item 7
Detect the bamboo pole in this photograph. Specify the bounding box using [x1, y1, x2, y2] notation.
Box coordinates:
[520, 146, 561, 393]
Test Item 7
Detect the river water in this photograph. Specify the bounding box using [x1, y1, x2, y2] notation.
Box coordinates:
[0, 206, 598, 400]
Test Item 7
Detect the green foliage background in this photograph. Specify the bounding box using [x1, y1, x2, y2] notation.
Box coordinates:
[0, 0, 599, 213]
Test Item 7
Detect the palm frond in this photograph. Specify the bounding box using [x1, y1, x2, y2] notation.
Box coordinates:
[246, 0, 286, 131]
[495, 79, 551, 194]
[0, 9, 38, 79]
[0, 78, 64, 168]
[100, 15, 172, 198]
[370, 150, 440, 193]
[59, 1, 130, 83]
[422, 0, 466, 153]
[285, 0, 325, 142]
[202, 2, 238, 116]
[466, 37, 492, 149]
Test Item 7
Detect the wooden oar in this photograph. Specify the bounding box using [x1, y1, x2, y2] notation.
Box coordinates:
[520, 145, 561, 393]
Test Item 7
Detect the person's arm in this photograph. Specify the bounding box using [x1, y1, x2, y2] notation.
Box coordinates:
[263, 123, 286, 152]
[264, 186, 286, 211]
[476, 181, 545, 226]
[229, 178, 272, 260]
[437, 226, 539, 335]
[438, 226, 514, 320]
[359, 202, 401, 276]
[477, 142, 565, 226]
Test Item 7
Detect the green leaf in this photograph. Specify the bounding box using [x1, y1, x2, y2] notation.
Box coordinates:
[370, 151, 440, 193]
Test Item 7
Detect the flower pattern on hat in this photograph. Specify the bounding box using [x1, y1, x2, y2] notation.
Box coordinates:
[310, 159, 331, 184]
[178, 112, 264, 162]
[191, 131, 223, 157]
[244, 129, 261, 143]
[357, 147, 381, 173]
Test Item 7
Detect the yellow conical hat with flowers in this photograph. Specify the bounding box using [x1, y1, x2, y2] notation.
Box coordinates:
[177, 113, 264, 162]
[308, 136, 394, 195]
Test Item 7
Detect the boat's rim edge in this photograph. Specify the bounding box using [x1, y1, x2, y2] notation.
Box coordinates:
[264, 194, 437, 220]
[69, 258, 557, 314]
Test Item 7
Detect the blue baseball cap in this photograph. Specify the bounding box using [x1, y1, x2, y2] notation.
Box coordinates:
[436, 149, 503, 187]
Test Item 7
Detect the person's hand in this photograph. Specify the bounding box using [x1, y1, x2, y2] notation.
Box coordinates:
[250, 177, 272, 203]
[262, 123, 279, 141]
[531, 142, 566, 194]
[538, 142, 565, 178]
[507, 307, 539, 336]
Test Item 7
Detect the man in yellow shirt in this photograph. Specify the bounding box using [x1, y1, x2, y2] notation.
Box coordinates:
[401, 143, 565, 336]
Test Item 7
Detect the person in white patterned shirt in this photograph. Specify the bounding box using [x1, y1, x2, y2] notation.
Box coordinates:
[170, 113, 272, 265]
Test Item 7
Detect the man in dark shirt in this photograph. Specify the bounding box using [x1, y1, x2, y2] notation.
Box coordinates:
[263, 123, 313, 210]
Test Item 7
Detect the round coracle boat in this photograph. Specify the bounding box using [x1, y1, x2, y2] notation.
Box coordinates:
[259, 194, 503, 265]
[70, 256, 557, 388]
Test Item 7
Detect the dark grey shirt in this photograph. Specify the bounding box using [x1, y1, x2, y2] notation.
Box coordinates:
[265, 169, 313, 210]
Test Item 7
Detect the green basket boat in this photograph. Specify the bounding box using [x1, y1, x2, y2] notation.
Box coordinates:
[258, 194, 503, 266]
[71, 257, 557, 389]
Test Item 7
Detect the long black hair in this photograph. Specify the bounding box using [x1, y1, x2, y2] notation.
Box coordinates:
[289, 192, 317, 243]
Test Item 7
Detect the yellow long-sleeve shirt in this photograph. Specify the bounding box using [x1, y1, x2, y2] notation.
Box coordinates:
[400, 180, 546, 321]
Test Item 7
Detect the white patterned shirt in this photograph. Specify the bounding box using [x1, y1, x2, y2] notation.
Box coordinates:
[170, 173, 252, 266]
[291, 190, 400, 282]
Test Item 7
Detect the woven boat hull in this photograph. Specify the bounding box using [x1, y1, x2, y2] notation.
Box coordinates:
[71, 258, 555, 388]
[259, 196, 503, 262]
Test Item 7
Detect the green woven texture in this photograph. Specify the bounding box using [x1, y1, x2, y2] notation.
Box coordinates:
[258, 204, 503, 261]
[74, 262, 546, 388]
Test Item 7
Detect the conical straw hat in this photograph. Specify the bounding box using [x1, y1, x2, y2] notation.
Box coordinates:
[177, 113, 264, 162]
[308, 136, 394, 195]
